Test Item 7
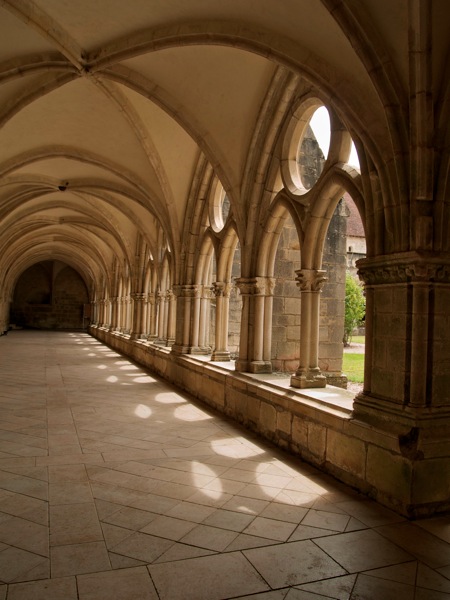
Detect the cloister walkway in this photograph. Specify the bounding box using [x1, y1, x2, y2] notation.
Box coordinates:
[0, 331, 449, 599]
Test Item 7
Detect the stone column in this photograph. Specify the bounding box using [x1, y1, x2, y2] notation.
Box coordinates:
[351, 253, 450, 515]
[291, 268, 328, 388]
[147, 293, 158, 341]
[165, 289, 176, 346]
[211, 281, 232, 361]
[130, 293, 146, 340]
[108, 297, 118, 332]
[235, 277, 274, 373]
[171, 284, 198, 355]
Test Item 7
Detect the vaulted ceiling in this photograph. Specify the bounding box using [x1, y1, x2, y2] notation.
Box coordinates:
[0, 0, 446, 296]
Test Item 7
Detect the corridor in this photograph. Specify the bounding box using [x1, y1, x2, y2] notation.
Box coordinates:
[0, 331, 449, 599]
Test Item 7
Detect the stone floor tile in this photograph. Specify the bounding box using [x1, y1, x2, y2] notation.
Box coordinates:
[166, 501, 216, 523]
[234, 591, 289, 600]
[7, 576, 77, 600]
[416, 515, 450, 544]
[351, 573, 415, 599]
[0, 465, 48, 482]
[202, 508, 255, 532]
[244, 540, 347, 588]
[314, 529, 414, 572]
[49, 482, 93, 504]
[108, 552, 146, 569]
[108, 531, 173, 562]
[0, 476, 48, 500]
[259, 503, 309, 524]
[130, 492, 180, 514]
[0, 515, 49, 556]
[179, 523, 239, 551]
[103, 506, 158, 530]
[222, 495, 270, 515]
[149, 551, 270, 600]
[295, 574, 357, 599]
[336, 499, 405, 528]
[101, 521, 135, 547]
[0, 546, 47, 583]
[50, 541, 111, 577]
[48, 464, 88, 483]
[244, 516, 297, 541]
[77, 566, 158, 600]
[186, 489, 234, 508]
[11, 558, 50, 583]
[0, 585, 5, 599]
[0, 493, 48, 525]
[225, 533, 281, 551]
[141, 514, 198, 540]
[153, 542, 216, 563]
[50, 503, 103, 546]
[375, 522, 450, 569]
[300, 508, 351, 532]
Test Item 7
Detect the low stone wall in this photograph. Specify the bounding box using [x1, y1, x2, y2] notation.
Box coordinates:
[90, 326, 447, 518]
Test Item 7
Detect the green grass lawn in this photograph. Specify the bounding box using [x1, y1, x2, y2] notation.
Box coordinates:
[350, 335, 365, 344]
[342, 353, 365, 382]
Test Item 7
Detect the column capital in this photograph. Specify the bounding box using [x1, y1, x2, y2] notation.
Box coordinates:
[212, 281, 232, 297]
[294, 269, 328, 291]
[357, 252, 450, 285]
[235, 277, 276, 296]
[172, 284, 200, 298]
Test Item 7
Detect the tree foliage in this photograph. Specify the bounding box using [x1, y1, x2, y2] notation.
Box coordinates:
[344, 273, 365, 346]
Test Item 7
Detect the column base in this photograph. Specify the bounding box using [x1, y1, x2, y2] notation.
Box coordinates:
[248, 361, 272, 374]
[211, 350, 231, 362]
[290, 373, 327, 389]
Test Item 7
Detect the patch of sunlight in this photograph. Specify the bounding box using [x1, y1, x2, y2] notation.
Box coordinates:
[106, 375, 118, 383]
[210, 439, 265, 458]
[97, 364, 107, 369]
[88, 353, 96, 357]
[132, 375, 156, 383]
[135, 404, 152, 419]
[155, 392, 187, 404]
[114, 360, 129, 365]
[119, 364, 139, 371]
[174, 405, 212, 421]
[192, 461, 222, 498]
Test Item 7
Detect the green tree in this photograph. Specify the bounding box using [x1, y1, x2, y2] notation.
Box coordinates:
[344, 273, 365, 346]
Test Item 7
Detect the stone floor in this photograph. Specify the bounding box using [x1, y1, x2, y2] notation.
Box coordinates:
[0, 331, 449, 600]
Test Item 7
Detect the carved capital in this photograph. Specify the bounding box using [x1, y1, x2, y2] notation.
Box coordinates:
[357, 253, 450, 285]
[212, 281, 232, 297]
[295, 269, 328, 291]
[235, 277, 275, 296]
[172, 284, 199, 298]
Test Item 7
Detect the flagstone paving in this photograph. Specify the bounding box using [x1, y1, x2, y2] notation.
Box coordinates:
[0, 330, 449, 599]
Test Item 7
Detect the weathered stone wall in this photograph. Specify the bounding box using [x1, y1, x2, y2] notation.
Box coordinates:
[10, 261, 89, 330]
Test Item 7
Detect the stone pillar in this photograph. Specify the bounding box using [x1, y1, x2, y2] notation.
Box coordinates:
[235, 277, 274, 373]
[198, 285, 212, 353]
[353, 253, 450, 516]
[171, 284, 197, 355]
[130, 293, 146, 340]
[211, 281, 232, 361]
[291, 269, 328, 388]
[147, 293, 158, 341]
[165, 289, 176, 346]
[109, 297, 118, 332]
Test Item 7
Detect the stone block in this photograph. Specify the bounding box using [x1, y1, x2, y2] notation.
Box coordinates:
[292, 415, 308, 448]
[327, 430, 366, 478]
[366, 445, 411, 506]
[277, 409, 292, 437]
[259, 401, 276, 436]
[413, 458, 450, 505]
[308, 422, 326, 461]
